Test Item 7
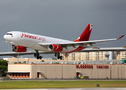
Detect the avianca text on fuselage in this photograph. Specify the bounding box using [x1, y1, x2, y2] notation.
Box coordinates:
[21, 33, 46, 42]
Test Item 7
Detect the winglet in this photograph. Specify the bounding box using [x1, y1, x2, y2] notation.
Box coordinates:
[117, 35, 124, 40]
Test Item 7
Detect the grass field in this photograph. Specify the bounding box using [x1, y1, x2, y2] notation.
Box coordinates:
[0, 80, 126, 89]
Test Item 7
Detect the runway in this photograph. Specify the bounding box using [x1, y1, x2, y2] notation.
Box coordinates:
[2, 88, 126, 90]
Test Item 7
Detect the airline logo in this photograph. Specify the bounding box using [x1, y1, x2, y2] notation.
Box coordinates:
[21, 33, 46, 42]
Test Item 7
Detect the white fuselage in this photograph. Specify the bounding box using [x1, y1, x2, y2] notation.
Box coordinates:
[4, 31, 81, 53]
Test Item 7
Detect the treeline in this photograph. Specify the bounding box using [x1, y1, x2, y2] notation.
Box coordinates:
[0, 60, 8, 76]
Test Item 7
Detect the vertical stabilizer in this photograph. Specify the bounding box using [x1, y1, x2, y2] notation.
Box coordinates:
[74, 24, 93, 42]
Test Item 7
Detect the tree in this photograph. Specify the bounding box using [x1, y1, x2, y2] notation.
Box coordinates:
[0, 60, 8, 76]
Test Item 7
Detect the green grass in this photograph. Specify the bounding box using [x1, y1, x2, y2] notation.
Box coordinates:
[0, 80, 126, 89]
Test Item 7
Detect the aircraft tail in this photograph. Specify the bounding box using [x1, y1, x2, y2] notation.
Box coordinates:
[74, 24, 93, 42]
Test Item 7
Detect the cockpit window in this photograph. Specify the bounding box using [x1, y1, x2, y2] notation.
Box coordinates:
[6, 33, 13, 35]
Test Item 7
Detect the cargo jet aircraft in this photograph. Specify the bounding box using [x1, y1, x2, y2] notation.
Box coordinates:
[3, 24, 124, 59]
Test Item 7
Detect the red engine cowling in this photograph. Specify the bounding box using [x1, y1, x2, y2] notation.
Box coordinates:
[48, 44, 63, 52]
[12, 45, 27, 52]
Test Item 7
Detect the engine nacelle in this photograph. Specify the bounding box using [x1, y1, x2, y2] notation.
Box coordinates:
[48, 44, 63, 52]
[12, 45, 27, 52]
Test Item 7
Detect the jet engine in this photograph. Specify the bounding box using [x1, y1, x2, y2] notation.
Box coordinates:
[48, 44, 63, 52]
[12, 45, 27, 52]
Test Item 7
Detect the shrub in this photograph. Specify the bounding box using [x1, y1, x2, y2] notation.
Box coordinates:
[84, 76, 89, 79]
[14, 62, 17, 64]
[23, 61, 26, 64]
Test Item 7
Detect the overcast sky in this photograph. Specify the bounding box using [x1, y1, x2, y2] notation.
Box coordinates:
[0, 0, 126, 58]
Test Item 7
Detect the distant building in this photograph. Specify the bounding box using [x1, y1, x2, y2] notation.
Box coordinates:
[61, 51, 126, 61]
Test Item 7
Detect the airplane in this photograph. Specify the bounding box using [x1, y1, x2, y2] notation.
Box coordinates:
[3, 24, 124, 59]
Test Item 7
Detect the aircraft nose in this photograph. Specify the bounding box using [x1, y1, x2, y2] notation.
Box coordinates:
[3, 35, 6, 40]
[3, 35, 10, 41]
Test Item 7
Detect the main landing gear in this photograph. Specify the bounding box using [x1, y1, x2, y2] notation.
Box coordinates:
[55, 52, 62, 60]
[34, 51, 62, 60]
[34, 50, 43, 59]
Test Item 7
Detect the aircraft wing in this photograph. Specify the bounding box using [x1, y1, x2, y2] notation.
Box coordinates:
[0, 47, 126, 57]
[80, 47, 126, 52]
[0, 51, 54, 56]
[38, 35, 124, 47]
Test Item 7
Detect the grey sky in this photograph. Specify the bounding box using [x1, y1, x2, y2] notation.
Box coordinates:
[0, 0, 126, 58]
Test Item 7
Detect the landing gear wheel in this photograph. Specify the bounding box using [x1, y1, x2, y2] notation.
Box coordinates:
[59, 56, 62, 60]
[55, 52, 62, 60]
[34, 50, 43, 59]
[39, 56, 42, 59]
[57, 56, 60, 59]
[37, 56, 40, 59]
[36, 56, 42, 59]
[34, 53, 37, 57]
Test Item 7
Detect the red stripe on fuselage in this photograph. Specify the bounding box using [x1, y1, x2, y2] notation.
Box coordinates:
[65, 46, 84, 53]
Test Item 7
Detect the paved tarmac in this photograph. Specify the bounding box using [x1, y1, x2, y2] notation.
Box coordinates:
[2, 88, 126, 90]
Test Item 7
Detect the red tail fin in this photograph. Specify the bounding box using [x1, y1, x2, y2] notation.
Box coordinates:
[74, 24, 93, 42]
